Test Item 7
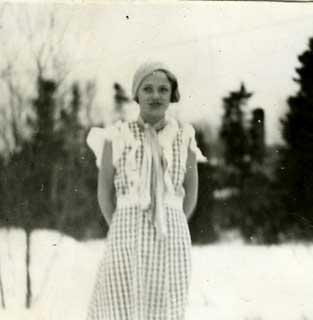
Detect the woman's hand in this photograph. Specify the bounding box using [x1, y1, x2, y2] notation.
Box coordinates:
[183, 146, 198, 220]
[97, 139, 116, 226]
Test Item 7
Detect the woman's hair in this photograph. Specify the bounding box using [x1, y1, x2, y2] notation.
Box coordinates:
[132, 62, 180, 103]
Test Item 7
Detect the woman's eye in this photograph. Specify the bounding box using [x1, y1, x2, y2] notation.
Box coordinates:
[160, 87, 169, 93]
[143, 87, 152, 93]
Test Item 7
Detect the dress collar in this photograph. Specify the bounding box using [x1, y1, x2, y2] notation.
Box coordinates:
[136, 114, 174, 133]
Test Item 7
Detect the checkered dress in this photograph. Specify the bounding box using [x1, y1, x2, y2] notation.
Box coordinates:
[86, 119, 194, 320]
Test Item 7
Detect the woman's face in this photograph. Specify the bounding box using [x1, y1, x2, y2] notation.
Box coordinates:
[137, 71, 172, 123]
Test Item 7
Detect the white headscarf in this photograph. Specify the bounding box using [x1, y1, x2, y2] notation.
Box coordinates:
[132, 61, 180, 103]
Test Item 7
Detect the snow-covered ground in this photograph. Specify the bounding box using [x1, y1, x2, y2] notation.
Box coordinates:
[0, 228, 313, 320]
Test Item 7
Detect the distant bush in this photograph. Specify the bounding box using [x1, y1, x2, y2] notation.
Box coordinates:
[189, 162, 218, 244]
[212, 171, 287, 244]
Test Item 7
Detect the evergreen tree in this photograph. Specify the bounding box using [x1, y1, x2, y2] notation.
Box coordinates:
[54, 82, 107, 238]
[220, 83, 253, 187]
[278, 37, 313, 239]
[217, 84, 283, 243]
[0, 77, 59, 307]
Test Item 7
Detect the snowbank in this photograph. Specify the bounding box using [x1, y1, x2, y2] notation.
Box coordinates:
[0, 228, 313, 320]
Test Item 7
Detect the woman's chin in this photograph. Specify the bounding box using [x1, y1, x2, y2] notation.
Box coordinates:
[142, 110, 166, 120]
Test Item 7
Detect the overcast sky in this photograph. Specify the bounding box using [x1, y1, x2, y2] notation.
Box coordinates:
[2, 2, 313, 145]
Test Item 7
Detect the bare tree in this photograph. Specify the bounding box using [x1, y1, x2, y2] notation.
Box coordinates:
[0, 4, 79, 308]
[0, 4, 74, 156]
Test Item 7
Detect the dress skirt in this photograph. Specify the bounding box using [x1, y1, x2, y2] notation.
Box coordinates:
[86, 202, 192, 320]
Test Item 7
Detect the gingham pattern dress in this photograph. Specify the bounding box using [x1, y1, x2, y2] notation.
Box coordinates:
[86, 118, 197, 320]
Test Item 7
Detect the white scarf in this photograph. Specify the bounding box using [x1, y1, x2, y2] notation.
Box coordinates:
[137, 115, 168, 239]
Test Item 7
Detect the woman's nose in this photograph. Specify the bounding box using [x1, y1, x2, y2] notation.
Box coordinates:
[152, 90, 160, 99]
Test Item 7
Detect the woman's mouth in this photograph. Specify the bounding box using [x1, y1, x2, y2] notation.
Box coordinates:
[149, 102, 162, 107]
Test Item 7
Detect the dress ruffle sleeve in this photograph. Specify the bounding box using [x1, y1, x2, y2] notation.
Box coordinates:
[86, 121, 125, 168]
[86, 127, 107, 168]
[182, 123, 207, 164]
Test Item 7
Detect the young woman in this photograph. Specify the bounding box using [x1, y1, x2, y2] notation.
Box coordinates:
[86, 62, 198, 320]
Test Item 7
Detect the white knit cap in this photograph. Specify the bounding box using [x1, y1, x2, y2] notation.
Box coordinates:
[132, 62, 180, 103]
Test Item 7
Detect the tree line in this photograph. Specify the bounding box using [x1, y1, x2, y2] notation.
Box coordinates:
[193, 37, 313, 245]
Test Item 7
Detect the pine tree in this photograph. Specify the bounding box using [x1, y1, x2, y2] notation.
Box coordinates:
[54, 82, 107, 238]
[279, 37, 313, 239]
[220, 83, 253, 187]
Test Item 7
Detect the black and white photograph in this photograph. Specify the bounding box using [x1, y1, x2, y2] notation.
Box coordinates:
[1, 1, 313, 320]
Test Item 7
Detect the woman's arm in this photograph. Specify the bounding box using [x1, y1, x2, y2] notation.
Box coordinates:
[97, 139, 116, 226]
[183, 146, 198, 220]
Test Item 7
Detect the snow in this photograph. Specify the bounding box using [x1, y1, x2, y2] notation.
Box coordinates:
[0, 229, 27, 308]
[0, 228, 313, 320]
[188, 243, 313, 320]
